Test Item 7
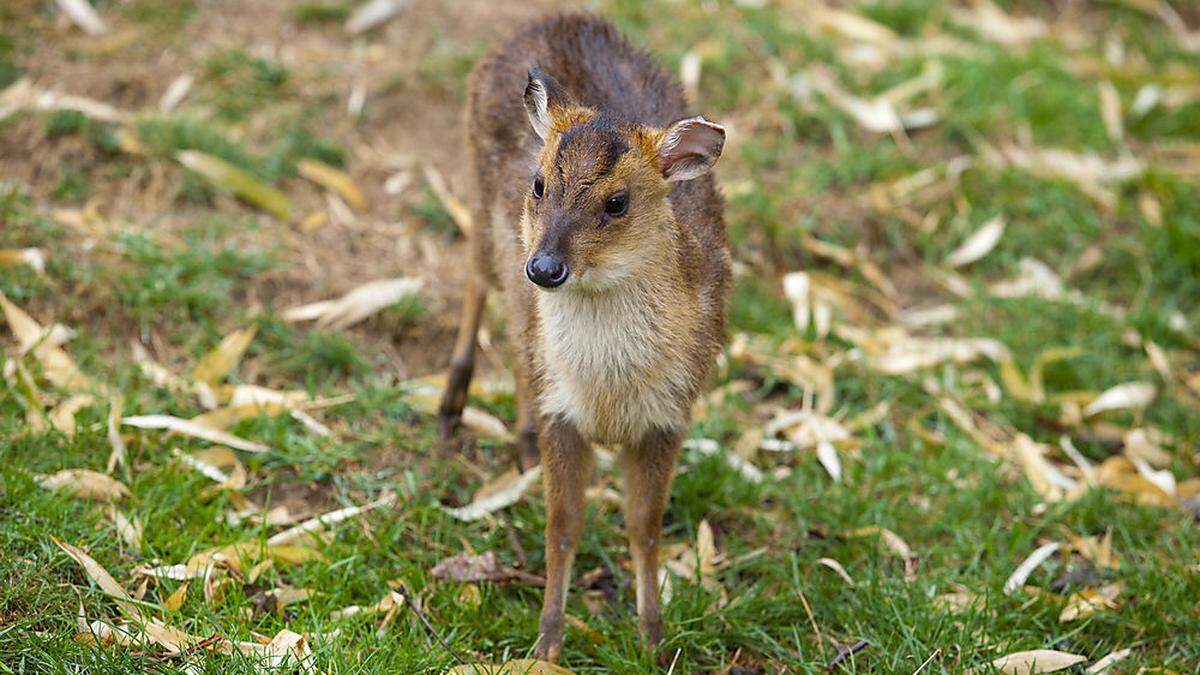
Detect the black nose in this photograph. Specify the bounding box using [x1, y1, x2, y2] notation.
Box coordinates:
[526, 253, 569, 288]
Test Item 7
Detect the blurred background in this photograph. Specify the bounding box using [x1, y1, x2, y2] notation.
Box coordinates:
[1, 0, 1199, 672]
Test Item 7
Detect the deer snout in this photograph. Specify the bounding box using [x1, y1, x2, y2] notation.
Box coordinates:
[526, 253, 569, 289]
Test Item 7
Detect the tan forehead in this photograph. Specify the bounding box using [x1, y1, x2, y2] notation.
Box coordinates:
[541, 115, 661, 190]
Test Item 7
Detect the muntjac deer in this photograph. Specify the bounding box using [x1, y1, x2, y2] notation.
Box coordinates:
[438, 12, 730, 660]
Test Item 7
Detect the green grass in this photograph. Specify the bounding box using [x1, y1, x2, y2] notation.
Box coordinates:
[2, 0, 1200, 672]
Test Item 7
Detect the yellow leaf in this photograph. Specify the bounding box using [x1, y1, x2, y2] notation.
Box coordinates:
[52, 536, 145, 620]
[933, 589, 981, 614]
[983, 649, 1085, 674]
[0, 291, 101, 394]
[0, 247, 45, 273]
[176, 151, 293, 220]
[423, 165, 473, 234]
[163, 583, 188, 611]
[37, 469, 129, 502]
[192, 327, 256, 387]
[297, 159, 366, 210]
[191, 402, 289, 430]
[1059, 582, 1122, 622]
[447, 660, 575, 675]
[268, 545, 324, 565]
[48, 393, 96, 435]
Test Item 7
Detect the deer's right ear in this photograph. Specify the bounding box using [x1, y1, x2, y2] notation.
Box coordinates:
[524, 68, 570, 141]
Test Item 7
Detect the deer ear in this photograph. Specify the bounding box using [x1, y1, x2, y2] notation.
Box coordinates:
[524, 68, 572, 141]
[657, 116, 726, 182]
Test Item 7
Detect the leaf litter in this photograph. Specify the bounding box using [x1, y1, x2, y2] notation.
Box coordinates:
[6, 0, 1200, 669]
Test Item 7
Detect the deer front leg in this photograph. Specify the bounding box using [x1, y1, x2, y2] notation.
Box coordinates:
[622, 428, 682, 649]
[437, 279, 487, 440]
[533, 419, 593, 662]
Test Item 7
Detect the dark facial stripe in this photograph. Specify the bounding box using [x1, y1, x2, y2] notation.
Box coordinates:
[553, 116, 630, 196]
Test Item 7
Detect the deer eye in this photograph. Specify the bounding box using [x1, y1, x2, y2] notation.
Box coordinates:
[604, 192, 628, 217]
[532, 175, 544, 200]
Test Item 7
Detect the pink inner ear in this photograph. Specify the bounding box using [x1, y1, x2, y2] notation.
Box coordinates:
[660, 118, 725, 180]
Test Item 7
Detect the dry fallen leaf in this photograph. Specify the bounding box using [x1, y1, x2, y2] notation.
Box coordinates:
[1093, 455, 1175, 507]
[283, 277, 422, 330]
[816, 557, 856, 586]
[0, 291, 102, 394]
[163, 582, 188, 611]
[191, 402, 291, 431]
[330, 588, 405, 619]
[1059, 581, 1123, 622]
[109, 506, 143, 549]
[37, 469, 129, 502]
[158, 74, 193, 112]
[0, 247, 45, 273]
[131, 342, 217, 409]
[696, 519, 720, 595]
[1012, 434, 1075, 502]
[231, 628, 315, 673]
[1084, 382, 1156, 417]
[1084, 647, 1132, 674]
[345, 0, 409, 34]
[422, 165, 473, 234]
[460, 406, 515, 443]
[799, 65, 935, 133]
[192, 327, 256, 387]
[173, 446, 246, 489]
[844, 526, 918, 580]
[981, 649, 1086, 674]
[105, 398, 128, 476]
[177, 151, 293, 220]
[946, 215, 1005, 268]
[442, 466, 542, 521]
[448, 659, 575, 675]
[52, 536, 145, 620]
[122, 414, 269, 453]
[948, 0, 1047, 48]
[934, 589, 983, 614]
[267, 492, 397, 546]
[991, 144, 1142, 209]
[55, 0, 108, 35]
[48, 393, 96, 436]
[1004, 542, 1060, 595]
[683, 438, 764, 483]
[298, 159, 366, 211]
[431, 550, 543, 585]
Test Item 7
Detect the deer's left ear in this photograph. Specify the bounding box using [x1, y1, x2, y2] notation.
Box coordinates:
[657, 116, 726, 182]
[524, 67, 573, 141]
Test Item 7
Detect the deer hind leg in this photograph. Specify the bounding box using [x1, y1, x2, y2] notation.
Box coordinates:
[622, 428, 682, 649]
[437, 278, 487, 440]
[534, 419, 593, 662]
[513, 357, 540, 471]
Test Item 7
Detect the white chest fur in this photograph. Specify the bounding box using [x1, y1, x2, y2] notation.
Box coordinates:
[537, 286, 692, 445]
